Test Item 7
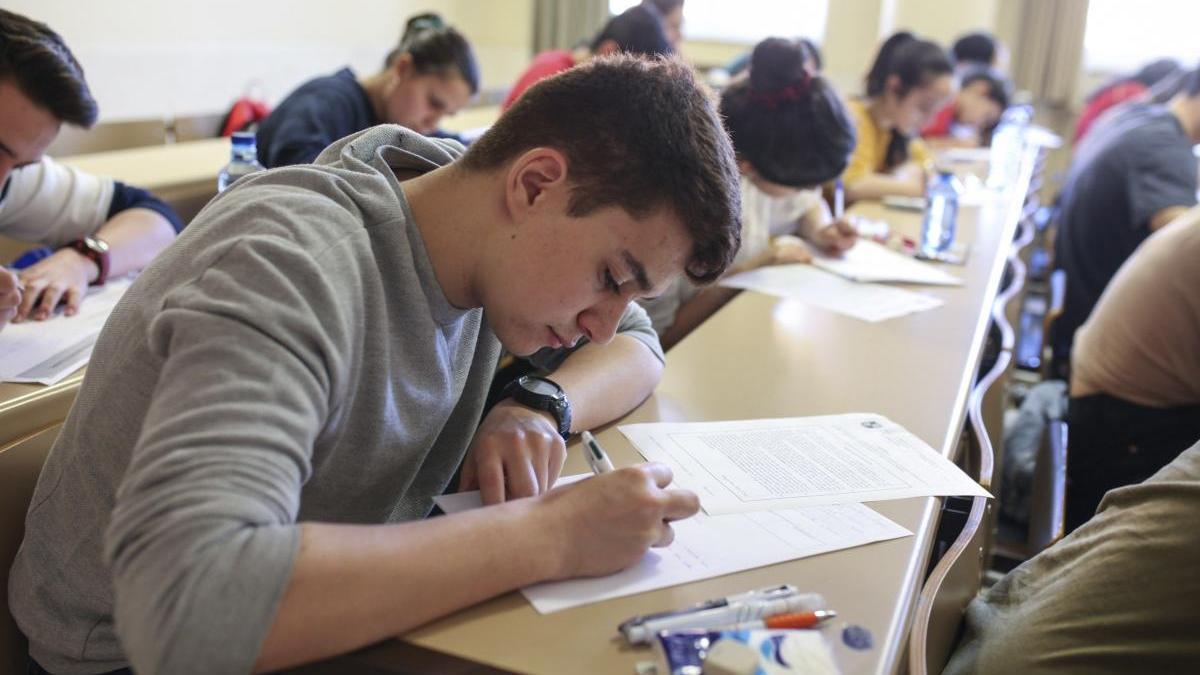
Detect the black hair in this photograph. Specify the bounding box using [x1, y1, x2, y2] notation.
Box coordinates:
[1132, 58, 1182, 88]
[645, 0, 685, 15]
[591, 5, 673, 57]
[464, 55, 741, 284]
[961, 69, 1010, 142]
[865, 32, 952, 168]
[951, 32, 996, 67]
[401, 12, 445, 48]
[401, 26, 480, 95]
[798, 38, 823, 71]
[961, 68, 1009, 108]
[721, 38, 855, 188]
[384, 12, 447, 67]
[1086, 58, 1189, 103]
[0, 8, 97, 127]
[1182, 62, 1200, 97]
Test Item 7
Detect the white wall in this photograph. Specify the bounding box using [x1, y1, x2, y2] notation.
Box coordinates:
[10, 0, 1055, 125]
[7, 0, 534, 122]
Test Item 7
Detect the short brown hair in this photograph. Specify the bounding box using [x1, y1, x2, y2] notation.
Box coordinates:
[462, 55, 741, 283]
[0, 8, 98, 127]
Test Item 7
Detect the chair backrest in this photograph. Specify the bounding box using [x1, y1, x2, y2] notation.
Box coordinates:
[909, 346, 1004, 675]
[46, 119, 168, 157]
[908, 493, 990, 675]
[0, 423, 61, 674]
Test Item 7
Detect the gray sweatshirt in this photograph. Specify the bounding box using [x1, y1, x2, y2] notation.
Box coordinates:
[8, 125, 663, 674]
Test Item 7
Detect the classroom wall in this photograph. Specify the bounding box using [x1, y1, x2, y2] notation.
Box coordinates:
[8, 0, 1073, 127]
[5, 0, 535, 123]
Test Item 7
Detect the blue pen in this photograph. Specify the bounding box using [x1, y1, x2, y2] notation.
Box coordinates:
[834, 179, 845, 219]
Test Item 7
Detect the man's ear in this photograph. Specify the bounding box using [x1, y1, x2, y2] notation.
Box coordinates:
[885, 73, 905, 99]
[594, 39, 620, 57]
[505, 147, 569, 221]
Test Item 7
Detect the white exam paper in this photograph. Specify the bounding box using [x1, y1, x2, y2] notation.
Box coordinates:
[619, 414, 990, 515]
[434, 474, 911, 614]
[720, 264, 943, 322]
[812, 240, 963, 286]
[0, 277, 133, 385]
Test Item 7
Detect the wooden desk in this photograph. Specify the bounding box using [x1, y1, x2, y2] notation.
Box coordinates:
[2, 140, 228, 445]
[0, 375, 82, 451]
[303, 149, 1040, 674]
[58, 138, 230, 223]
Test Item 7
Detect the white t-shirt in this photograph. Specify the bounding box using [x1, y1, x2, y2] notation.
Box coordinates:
[638, 175, 823, 334]
[735, 174, 823, 264]
[0, 156, 113, 246]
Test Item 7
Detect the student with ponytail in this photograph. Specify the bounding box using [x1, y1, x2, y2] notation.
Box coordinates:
[841, 31, 954, 201]
[640, 38, 857, 348]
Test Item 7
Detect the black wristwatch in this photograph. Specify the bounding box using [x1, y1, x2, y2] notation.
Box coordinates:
[500, 375, 573, 440]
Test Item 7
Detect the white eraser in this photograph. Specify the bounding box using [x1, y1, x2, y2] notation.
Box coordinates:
[703, 638, 760, 675]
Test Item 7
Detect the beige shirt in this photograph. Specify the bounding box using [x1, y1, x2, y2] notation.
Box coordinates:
[1070, 206, 1200, 407]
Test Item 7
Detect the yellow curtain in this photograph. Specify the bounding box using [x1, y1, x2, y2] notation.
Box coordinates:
[1012, 0, 1090, 106]
[533, 0, 609, 53]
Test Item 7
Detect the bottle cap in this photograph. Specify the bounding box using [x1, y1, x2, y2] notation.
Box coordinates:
[231, 131, 257, 147]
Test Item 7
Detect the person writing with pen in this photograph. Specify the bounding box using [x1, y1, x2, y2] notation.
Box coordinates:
[10, 55, 738, 675]
[639, 37, 858, 350]
[0, 9, 182, 333]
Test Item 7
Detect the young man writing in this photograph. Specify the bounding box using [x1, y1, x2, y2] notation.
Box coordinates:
[0, 9, 181, 330]
[10, 55, 742, 674]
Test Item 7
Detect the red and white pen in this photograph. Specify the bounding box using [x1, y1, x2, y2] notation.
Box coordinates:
[722, 610, 837, 631]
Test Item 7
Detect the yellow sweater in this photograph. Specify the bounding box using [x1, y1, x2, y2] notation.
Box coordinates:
[842, 98, 931, 184]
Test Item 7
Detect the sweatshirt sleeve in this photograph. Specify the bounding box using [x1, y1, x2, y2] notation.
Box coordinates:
[104, 233, 353, 675]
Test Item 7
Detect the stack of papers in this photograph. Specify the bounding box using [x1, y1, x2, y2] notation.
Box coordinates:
[437, 414, 988, 614]
[0, 277, 132, 385]
[720, 264, 943, 322]
[811, 240, 963, 286]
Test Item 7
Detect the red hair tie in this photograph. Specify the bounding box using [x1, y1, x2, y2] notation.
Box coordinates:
[748, 71, 812, 109]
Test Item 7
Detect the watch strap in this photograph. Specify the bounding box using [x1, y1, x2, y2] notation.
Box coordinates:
[68, 237, 110, 286]
[501, 376, 572, 440]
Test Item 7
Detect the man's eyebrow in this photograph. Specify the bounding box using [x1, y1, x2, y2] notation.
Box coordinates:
[622, 250, 651, 293]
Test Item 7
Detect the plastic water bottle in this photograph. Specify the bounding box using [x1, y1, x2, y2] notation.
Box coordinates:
[217, 131, 265, 192]
[986, 105, 1032, 189]
[920, 171, 961, 257]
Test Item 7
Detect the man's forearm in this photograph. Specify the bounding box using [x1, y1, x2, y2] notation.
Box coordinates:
[95, 207, 178, 277]
[549, 334, 663, 432]
[255, 500, 557, 672]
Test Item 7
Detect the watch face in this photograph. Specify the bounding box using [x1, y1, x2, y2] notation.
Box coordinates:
[523, 377, 562, 397]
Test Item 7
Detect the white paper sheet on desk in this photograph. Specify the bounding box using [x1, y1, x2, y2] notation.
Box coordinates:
[619, 413, 990, 516]
[720, 264, 943, 322]
[434, 474, 911, 614]
[0, 277, 132, 385]
[811, 240, 963, 286]
[938, 147, 992, 164]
